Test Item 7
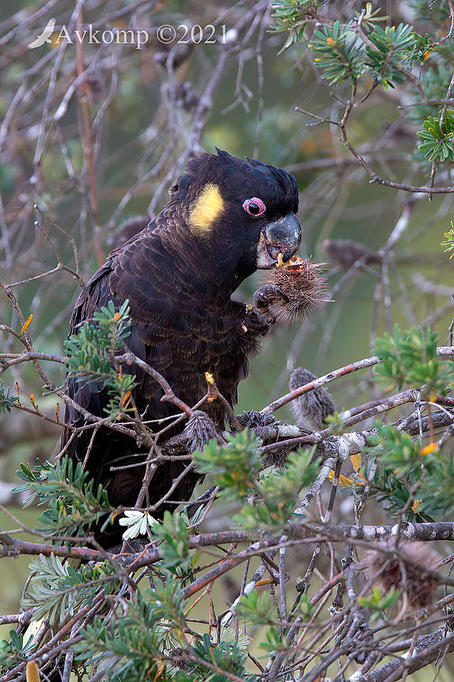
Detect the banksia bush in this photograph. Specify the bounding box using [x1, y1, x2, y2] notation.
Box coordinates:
[2, 1, 454, 680]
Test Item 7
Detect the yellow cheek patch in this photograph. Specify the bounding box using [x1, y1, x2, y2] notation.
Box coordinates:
[189, 183, 224, 235]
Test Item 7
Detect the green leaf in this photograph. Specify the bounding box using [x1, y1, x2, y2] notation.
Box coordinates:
[269, 0, 324, 48]
[237, 588, 276, 625]
[193, 431, 262, 499]
[358, 585, 399, 623]
[0, 382, 19, 415]
[417, 110, 454, 162]
[64, 298, 136, 418]
[373, 324, 453, 395]
[310, 21, 365, 84]
[364, 23, 417, 88]
[234, 448, 318, 530]
[22, 554, 118, 625]
[14, 456, 113, 537]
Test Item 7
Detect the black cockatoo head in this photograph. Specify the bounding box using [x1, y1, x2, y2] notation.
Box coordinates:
[166, 149, 302, 289]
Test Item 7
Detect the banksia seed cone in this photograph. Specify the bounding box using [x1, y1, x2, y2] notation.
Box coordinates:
[289, 368, 335, 431]
[183, 410, 218, 452]
[261, 256, 328, 324]
[362, 541, 441, 611]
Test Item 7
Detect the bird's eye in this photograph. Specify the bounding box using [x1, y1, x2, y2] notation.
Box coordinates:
[242, 197, 266, 217]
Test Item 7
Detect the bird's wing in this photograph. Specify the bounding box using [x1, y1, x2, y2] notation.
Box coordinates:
[64, 260, 120, 434]
[63, 228, 177, 440]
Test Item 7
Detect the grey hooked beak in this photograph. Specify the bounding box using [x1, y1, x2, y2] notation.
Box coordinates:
[256, 213, 302, 269]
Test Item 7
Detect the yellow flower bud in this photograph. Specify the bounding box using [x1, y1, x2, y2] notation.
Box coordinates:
[26, 661, 40, 682]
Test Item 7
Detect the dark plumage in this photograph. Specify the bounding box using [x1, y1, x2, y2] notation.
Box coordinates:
[63, 149, 302, 546]
[108, 215, 150, 249]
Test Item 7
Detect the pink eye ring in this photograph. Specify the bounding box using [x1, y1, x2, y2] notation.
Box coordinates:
[242, 197, 266, 217]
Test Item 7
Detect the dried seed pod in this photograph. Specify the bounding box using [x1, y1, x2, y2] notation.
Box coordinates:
[183, 410, 218, 452]
[323, 238, 379, 271]
[362, 540, 441, 611]
[289, 368, 335, 431]
[259, 256, 328, 324]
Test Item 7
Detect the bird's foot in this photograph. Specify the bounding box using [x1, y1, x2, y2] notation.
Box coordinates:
[253, 283, 290, 324]
[243, 303, 272, 333]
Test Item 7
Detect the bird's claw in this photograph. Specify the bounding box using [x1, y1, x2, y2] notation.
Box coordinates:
[244, 304, 273, 333]
[236, 410, 282, 442]
[254, 283, 289, 309]
[236, 409, 275, 429]
[253, 283, 290, 324]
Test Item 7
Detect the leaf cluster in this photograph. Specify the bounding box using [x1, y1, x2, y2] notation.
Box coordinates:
[357, 585, 400, 624]
[0, 630, 35, 670]
[64, 299, 135, 417]
[118, 510, 194, 578]
[22, 553, 118, 625]
[441, 222, 454, 258]
[75, 587, 177, 681]
[417, 109, 454, 162]
[0, 382, 18, 415]
[365, 424, 454, 520]
[364, 23, 415, 89]
[150, 511, 192, 576]
[310, 21, 363, 84]
[194, 432, 317, 531]
[193, 431, 262, 499]
[237, 588, 276, 625]
[269, 0, 324, 49]
[373, 324, 452, 395]
[75, 578, 254, 681]
[403, 32, 433, 68]
[309, 19, 418, 88]
[270, 2, 454, 172]
[118, 509, 197, 583]
[258, 625, 289, 654]
[237, 587, 313, 627]
[14, 455, 113, 537]
[235, 449, 318, 530]
[188, 634, 254, 682]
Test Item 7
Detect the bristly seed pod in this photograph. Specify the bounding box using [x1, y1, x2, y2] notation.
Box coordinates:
[289, 368, 335, 431]
[362, 540, 441, 611]
[260, 256, 328, 324]
[183, 410, 218, 452]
